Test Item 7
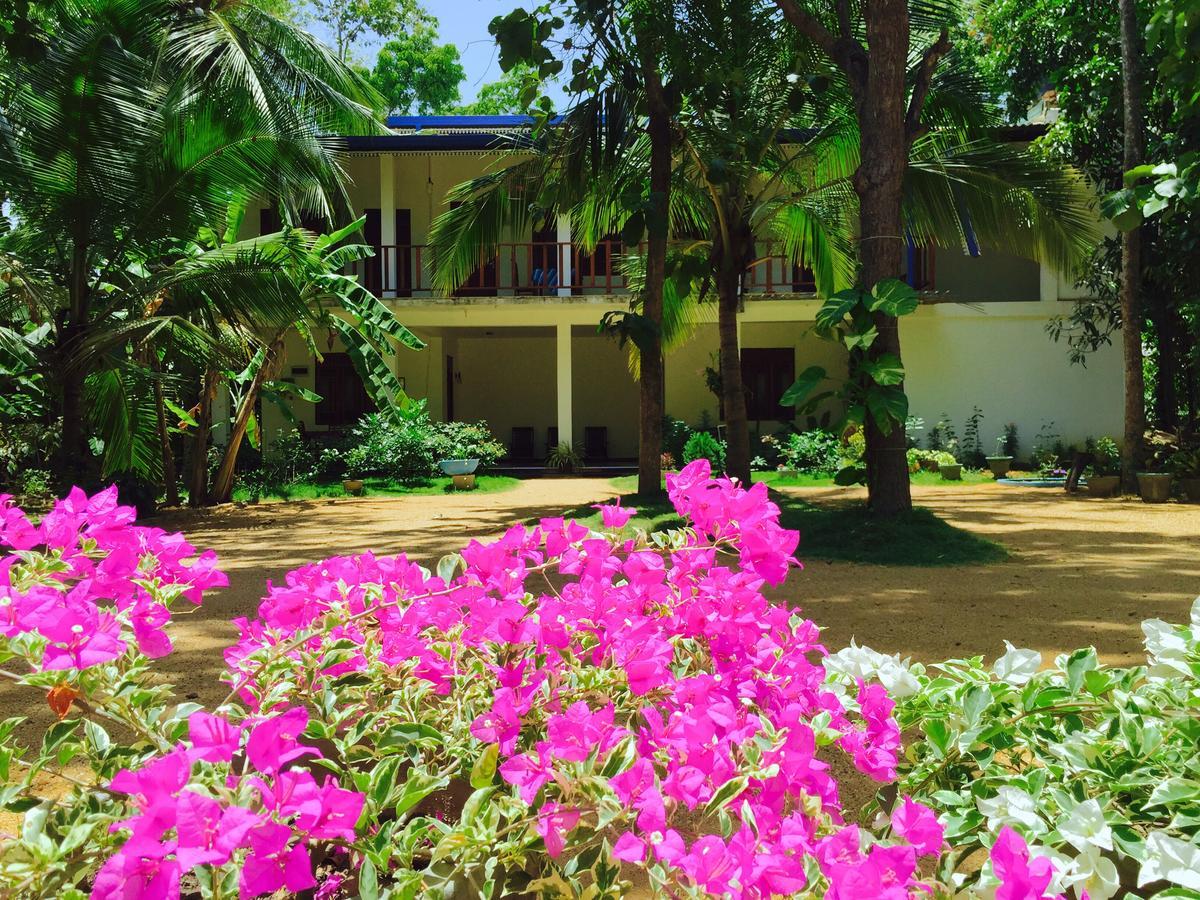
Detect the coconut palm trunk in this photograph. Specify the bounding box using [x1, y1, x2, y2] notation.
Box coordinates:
[154, 377, 180, 506]
[717, 255, 751, 484]
[187, 370, 220, 507]
[636, 44, 672, 497]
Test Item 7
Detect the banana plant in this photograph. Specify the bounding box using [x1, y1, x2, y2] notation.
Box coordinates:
[779, 278, 921, 485]
[203, 216, 426, 504]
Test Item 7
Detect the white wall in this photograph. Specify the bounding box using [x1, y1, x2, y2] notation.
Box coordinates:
[902, 305, 1124, 454]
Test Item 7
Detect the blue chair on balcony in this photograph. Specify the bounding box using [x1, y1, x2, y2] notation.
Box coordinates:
[531, 267, 559, 295]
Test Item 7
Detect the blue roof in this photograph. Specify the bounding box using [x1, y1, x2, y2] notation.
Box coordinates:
[386, 114, 538, 129]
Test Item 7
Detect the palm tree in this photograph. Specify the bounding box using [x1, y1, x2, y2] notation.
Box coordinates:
[431, 0, 680, 496]
[0, 0, 385, 486]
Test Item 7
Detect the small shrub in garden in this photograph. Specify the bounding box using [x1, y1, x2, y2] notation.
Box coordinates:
[682, 431, 726, 472]
[776, 430, 841, 474]
[1, 472, 1198, 899]
[342, 409, 505, 484]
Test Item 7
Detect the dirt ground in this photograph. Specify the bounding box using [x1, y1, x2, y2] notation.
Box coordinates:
[4, 478, 1199, 725]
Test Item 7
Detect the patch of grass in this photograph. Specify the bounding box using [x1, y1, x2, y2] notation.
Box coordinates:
[231, 475, 521, 503]
[562, 490, 1007, 567]
[609, 468, 995, 494]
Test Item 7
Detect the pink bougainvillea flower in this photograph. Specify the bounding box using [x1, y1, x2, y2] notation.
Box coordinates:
[499, 747, 555, 804]
[594, 500, 637, 530]
[545, 701, 626, 762]
[991, 826, 1062, 900]
[187, 711, 242, 764]
[110, 748, 192, 807]
[612, 831, 646, 863]
[239, 821, 317, 898]
[283, 772, 364, 841]
[892, 796, 946, 856]
[38, 582, 127, 670]
[0, 494, 40, 550]
[535, 803, 582, 858]
[129, 599, 173, 658]
[245, 706, 316, 773]
[174, 793, 261, 871]
[90, 848, 181, 900]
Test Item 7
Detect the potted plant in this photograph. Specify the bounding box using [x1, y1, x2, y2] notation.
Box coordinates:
[1136, 459, 1173, 503]
[935, 451, 962, 481]
[1085, 436, 1121, 497]
[1168, 448, 1200, 502]
[546, 442, 583, 475]
[438, 457, 480, 491]
[985, 435, 1013, 478]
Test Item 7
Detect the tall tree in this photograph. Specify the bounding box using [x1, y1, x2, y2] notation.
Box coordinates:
[773, 0, 951, 514]
[455, 63, 544, 116]
[370, 21, 465, 114]
[1118, 0, 1147, 487]
[304, 0, 421, 62]
[0, 0, 384, 487]
[440, 2, 678, 497]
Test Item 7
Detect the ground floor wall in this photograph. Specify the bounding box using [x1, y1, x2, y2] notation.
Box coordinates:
[901, 308, 1124, 454]
[258, 297, 1125, 463]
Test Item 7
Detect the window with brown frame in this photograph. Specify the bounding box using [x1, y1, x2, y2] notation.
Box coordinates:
[314, 354, 372, 427]
[741, 348, 796, 422]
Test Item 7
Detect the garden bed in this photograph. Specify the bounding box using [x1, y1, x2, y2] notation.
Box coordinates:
[229, 474, 520, 503]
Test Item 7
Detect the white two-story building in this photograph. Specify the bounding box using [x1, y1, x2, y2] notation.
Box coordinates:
[253, 114, 1123, 464]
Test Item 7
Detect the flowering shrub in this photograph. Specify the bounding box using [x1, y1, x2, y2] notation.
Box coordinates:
[0, 466, 1192, 899]
[828, 602, 1200, 899]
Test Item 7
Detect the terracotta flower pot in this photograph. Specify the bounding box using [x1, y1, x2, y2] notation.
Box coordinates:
[342, 479, 364, 496]
[1086, 475, 1120, 497]
[986, 456, 1013, 478]
[1136, 473, 1172, 503]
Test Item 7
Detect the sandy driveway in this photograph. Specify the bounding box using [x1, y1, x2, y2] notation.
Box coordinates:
[4, 478, 1198, 724]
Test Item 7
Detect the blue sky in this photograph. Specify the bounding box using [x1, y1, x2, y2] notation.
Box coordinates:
[310, 0, 570, 107]
[431, 0, 534, 104]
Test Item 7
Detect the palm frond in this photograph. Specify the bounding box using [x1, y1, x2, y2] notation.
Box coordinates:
[905, 134, 1101, 277]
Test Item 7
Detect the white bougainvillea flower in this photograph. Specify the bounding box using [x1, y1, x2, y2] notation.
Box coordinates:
[822, 642, 921, 698]
[1140, 831, 1200, 890]
[1141, 618, 1191, 678]
[1059, 799, 1113, 852]
[976, 787, 1046, 834]
[1072, 847, 1120, 900]
[993, 641, 1042, 685]
[1032, 845, 1077, 894]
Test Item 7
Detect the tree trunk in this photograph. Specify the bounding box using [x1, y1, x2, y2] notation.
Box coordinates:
[635, 40, 671, 497]
[209, 334, 285, 504]
[187, 370, 220, 507]
[154, 377, 180, 507]
[854, 0, 913, 515]
[717, 261, 750, 484]
[1118, 0, 1147, 490]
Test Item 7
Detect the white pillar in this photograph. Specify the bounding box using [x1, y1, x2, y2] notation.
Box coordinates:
[380, 154, 397, 297]
[556, 213, 572, 297]
[556, 323, 573, 447]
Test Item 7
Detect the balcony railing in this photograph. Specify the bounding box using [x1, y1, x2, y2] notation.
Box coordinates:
[346, 241, 857, 299]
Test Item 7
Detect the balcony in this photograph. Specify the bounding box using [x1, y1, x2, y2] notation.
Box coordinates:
[346, 241, 837, 300]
